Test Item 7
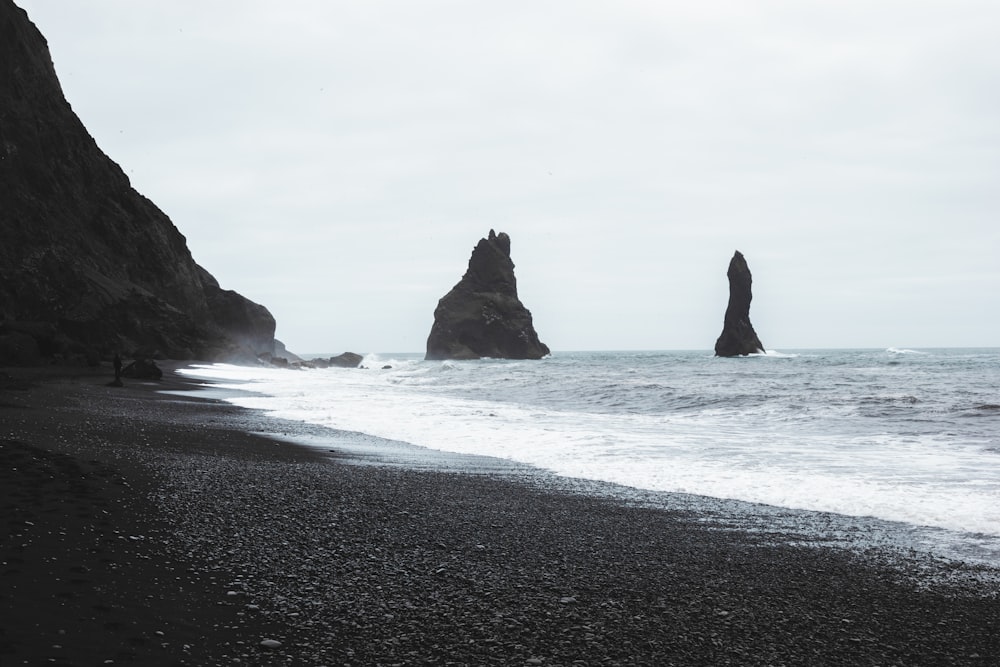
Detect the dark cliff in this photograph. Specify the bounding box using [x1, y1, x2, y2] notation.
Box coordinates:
[714, 250, 765, 357]
[426, 230, 549, 360]
[0, 1, 275, 364]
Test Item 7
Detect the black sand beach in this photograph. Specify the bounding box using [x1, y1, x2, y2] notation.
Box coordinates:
[2, 363, 998, 666]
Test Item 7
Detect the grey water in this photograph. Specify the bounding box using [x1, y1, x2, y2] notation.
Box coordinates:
[183, 347, 1000, 571]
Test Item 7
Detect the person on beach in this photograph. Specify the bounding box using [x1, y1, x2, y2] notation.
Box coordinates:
[113, 353, 122, 381]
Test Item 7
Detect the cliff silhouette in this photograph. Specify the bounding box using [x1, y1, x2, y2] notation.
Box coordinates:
[0, 1, 275, 364]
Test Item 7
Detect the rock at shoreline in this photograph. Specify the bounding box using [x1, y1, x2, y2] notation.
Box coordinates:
[329, 352, 364, 368]
[714, 250, 765, 357]
[425, 230, 549, 360]
[0, 2, 276, 365]
[272, 339, 303, 363]
[121, 358, 163, 380]
[326, 352, 364, 368]
[306, 352, 364, 369]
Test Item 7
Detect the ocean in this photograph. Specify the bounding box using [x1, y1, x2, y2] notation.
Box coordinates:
[179, 348, 1000, 568]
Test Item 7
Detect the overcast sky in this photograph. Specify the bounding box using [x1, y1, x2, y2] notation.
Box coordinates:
[19, 1, 1000, 354]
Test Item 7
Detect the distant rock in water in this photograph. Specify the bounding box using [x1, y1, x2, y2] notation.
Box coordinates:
[714, 250, 765, 357]
[426, 230, 549, 360]
[329, 352, 364, 368]
[0, 1, 276, 364]
[305, 352, 364, 369]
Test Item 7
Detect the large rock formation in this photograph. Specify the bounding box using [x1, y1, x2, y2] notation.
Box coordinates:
[0, 1, 276, 364]
[714, 250, 765, 357]
[426, 230, 549, 360]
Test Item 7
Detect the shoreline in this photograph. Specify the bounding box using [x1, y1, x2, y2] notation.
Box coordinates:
[2, 362, 999, 665]
[179, 362, 1000, 572]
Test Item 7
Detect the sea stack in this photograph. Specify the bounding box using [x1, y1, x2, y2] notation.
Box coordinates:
[426, 230, 550, 360]
[0, 1, 276, 363]
[714, 250, 765, 357]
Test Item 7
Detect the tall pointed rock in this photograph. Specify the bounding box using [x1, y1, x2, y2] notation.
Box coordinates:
[714, 250, 765, 357]
[426, 230, 549, 360]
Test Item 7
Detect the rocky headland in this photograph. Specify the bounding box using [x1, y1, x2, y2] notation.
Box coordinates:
[0, 1, 276, 366]
[714, 250, 765, 357]
[426, 230, 549, 360]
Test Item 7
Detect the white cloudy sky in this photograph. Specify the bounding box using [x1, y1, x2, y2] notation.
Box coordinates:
[19, 1, 1000, 353]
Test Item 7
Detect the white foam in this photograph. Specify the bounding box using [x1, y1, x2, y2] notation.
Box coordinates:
[757, 349, 799, 358]
[179, 359, 1000, 539]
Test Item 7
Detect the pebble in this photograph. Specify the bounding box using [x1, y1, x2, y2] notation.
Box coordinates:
[62, 381, 997, 667]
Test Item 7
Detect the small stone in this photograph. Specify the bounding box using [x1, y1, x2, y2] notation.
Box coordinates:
[260, 639, 282, 649]
[559, 596, 577, 604]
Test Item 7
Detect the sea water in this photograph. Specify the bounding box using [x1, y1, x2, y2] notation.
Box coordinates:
[179, 348, 1000, 566]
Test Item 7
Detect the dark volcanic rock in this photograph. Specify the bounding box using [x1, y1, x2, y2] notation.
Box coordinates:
[0, 326, 41, 365]
[121, 358, 163, 380]
[426, 230, 549, 360]
[272, 339, 302, 364]
[297, 352, 363, 369]
[328, 352, 364, 368]
[0, 1, 276, 364]
[714, 250, 765, 357]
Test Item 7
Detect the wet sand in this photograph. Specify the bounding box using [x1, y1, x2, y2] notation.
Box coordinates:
[1, 363, 998, 665]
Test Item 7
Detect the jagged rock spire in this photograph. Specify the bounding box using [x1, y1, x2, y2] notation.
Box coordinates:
[425, 230, 549, 360]
[714, 250, 765, 357]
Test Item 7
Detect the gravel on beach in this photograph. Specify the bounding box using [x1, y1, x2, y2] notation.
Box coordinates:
[1, 364, 998, 666]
